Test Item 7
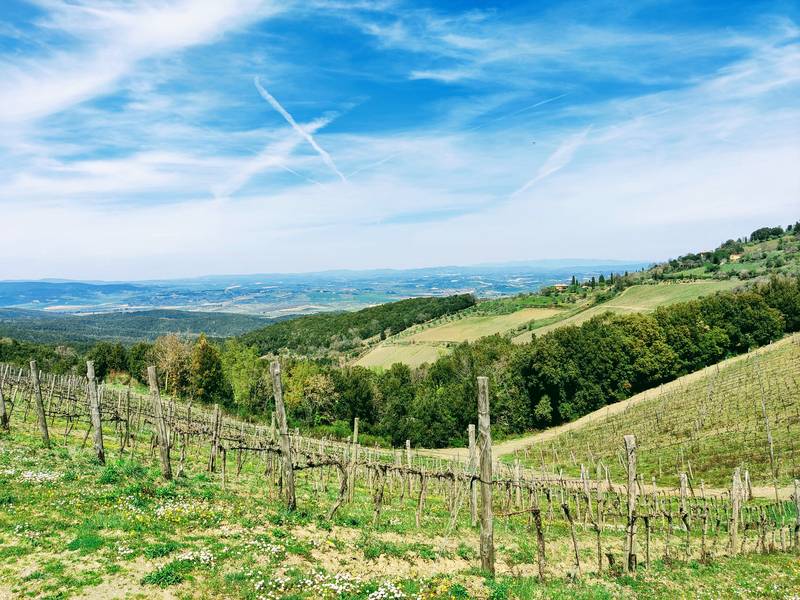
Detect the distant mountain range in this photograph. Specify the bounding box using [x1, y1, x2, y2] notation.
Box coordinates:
[0, 260, 649, 318]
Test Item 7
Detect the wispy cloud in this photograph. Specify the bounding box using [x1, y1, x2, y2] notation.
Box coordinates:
[511, 127, 592, 198]
[0, 0, 282, 125]
[0, 2, 797, 278]
[254, 77, 347, 182]
[213, 116, 333, 199]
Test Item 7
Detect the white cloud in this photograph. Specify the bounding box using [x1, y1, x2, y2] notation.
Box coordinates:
[0, 0, 283, 124]
[0, 3, 797, 279]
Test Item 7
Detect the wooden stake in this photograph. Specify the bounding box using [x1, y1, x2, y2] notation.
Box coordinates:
[0, 368, 9, 431]
[730, 468, 742, 555]
[623, 434, 637, 573]
[468, 424, 478, 527]
[793, 479, 800, 552]
[271, 361, 295, 511]
[86, 361, 105, 465]
[29, 361, 50, 448]
[147, 366, 172, 481]
[477, 376, 494, 575]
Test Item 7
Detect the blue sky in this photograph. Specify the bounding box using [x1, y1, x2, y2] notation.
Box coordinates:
[0, 0, 798, 279]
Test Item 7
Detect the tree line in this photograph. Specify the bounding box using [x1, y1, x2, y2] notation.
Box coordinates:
[3, 275, 799, 449]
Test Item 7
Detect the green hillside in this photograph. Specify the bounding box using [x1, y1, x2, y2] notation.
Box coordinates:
[509, 332, 800, 489]
[239, 294, 475, 357]
[0, 308, 275, 345]
[513, 280, 740, 343]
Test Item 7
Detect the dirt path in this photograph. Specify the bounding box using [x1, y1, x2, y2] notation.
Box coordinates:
[419, 334, 799, 464]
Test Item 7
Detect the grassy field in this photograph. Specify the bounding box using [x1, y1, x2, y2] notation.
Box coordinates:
[2, 407, 800, 598]
[407, 307, 562, 343]
[513, 281, 740, 343]
[507, 333, 800, 490]
[355, 306, 564, 368]
[353, 342, 448, 369]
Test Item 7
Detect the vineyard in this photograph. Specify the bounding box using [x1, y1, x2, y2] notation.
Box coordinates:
[508, 334, 800, 493]
[1, 351, 799, 598]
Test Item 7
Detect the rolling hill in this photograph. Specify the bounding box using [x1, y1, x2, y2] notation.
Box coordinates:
[505, 332, 800, 490]
[0, 308, 276, 345]
[512, 279, 741, 343]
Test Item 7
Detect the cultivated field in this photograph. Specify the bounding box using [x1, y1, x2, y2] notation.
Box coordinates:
[1, 354, 799, 598]
[507, 333, 800, 490]
[356, 306, 563, 368]
[353, 342, 447, 369]
[407, 308, 562, 343]
[513, 280, 741, 343]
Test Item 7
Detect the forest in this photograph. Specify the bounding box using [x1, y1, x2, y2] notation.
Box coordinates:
[4, 274, 798, 449]
[239, 293, 475, 356]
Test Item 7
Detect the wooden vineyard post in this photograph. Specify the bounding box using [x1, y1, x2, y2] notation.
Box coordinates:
[0, 369, 9, 431]
[86, 361, 105, 465]
[271, 361, 296, 511]
[477, 376, 495, 575]
[730, 468, 742, 555]
[405, 439, 412, 496]
[147, 366, 172, 481]
[531, 503, 546, 581]
[468, 423, 478, 527]
[349, 417, 359, 502]
[623, 434, 637, 573]
[29, 361, 50, 448]
[794, 479, 800, 552]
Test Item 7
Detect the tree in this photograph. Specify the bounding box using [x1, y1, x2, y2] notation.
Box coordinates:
[189, 334, 230, 406]
[221, 340, 271, 414]
[533, 394, 553, 426]
[285, 361, 338, 425]
[127, 342, 154, 383]
[87, 341, 127, 380]
[152, 335, 192, 396]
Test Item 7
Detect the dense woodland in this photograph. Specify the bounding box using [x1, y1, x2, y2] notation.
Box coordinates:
[2, 225, 799, 448]
[239, 293, 475, 356]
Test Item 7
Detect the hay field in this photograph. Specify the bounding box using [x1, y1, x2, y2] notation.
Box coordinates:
[513, 280, 740, 343]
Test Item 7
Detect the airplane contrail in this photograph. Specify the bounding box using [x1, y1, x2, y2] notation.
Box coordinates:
[348, 152, 401, 177]
[254, 77, 347, 182]
[511, 125, 592, 198]
[466, 93, 569, 133]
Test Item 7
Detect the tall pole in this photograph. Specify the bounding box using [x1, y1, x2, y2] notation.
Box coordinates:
[147, 366, 172, 480]
[477, 377, 494, 575]
[271, 361, 295, 511]
[624, 434, 637, 572]
[29, 361, 50, 448]
[86, 361, 105, 464]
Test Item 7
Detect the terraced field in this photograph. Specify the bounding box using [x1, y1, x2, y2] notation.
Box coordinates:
[355, 306, 563, 368]
[513, 280, 741, 343]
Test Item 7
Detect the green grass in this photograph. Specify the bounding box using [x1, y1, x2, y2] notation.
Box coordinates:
[1, 381, 798, 599]
[356, 306, 565, 368]
[513, 281, 741, 343]
[510, 333, 800, 489]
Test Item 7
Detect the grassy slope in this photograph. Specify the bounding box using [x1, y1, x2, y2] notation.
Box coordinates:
[358, 281, 740, 368]
[355, 299, 566, 368]
[2, 413, 799, 599]
[240, 294, 475, 358]
[504, 333, 800, 489]
[407, 307, 562, 343]
[512, 280, 740, 343]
